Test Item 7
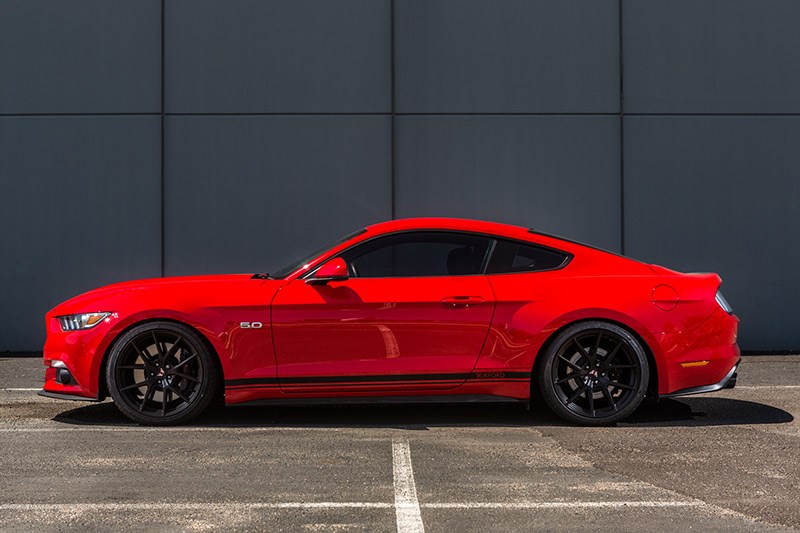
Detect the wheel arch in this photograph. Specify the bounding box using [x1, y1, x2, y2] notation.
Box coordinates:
[531, 316, 659, 399]
[97, 317, 225, 401]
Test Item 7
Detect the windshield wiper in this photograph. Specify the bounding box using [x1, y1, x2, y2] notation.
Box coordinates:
[251, 273, 273, 280]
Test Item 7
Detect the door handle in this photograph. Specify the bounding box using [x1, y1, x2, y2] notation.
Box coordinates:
[441, 296, 484, 307]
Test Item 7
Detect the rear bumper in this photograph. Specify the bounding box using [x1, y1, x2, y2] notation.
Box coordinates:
[663, 358, 739, 398]
[659, 308, 740, 394]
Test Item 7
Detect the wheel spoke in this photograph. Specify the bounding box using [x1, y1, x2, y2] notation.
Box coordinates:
[608, 380, 635, 391]
[165, 336, 183, 361]
[170, 386, 190, 403]
[555, 373, 581, 386]
[601, 340, 623, 369]
[139, 382, 156, 412]
[558, 355, 583, 372]
[601, 385, 617, 411]
[171, 353, 197, 372]
[162, 388, 169, 416]
[572, 337, 588, 358]
[565, 385, 587, 405]
[152, 331, 166, 364]
[588, 332, 602, 363]
[120, 380, 148, 392]
[169, 371, 200, 383]
[587, 387, 595, 416]
[132, 340, 157, 368]
[118, 364, 148, 371]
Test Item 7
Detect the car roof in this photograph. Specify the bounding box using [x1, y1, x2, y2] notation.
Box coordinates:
[365, 217, 532, 240]
[363, 217, 633, 262]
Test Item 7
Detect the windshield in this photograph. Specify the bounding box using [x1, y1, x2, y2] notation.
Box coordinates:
[270, 229, 366, 279]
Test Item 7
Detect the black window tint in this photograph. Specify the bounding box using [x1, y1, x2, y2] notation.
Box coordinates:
[486, 239, 569, 274]
[342, 232, 491, 278]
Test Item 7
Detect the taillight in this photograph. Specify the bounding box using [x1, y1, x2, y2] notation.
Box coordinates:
[715, 290, 733, 314]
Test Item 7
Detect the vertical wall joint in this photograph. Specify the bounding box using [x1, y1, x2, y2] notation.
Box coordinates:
[160, 0, 166, 276]
[390, 0, 397, 219]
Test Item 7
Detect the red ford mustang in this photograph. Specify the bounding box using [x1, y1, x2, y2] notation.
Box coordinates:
[41, 218, 740, 426]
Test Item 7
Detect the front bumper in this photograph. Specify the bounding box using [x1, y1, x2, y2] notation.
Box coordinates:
[664, 358, 740, 398]
[42, 315, 113, 401]
[38, 389, 102, 402]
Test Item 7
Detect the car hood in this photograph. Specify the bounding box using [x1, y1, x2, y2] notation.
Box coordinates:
[48, 274, 280, 316]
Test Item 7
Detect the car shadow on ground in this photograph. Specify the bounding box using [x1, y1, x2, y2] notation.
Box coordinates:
[51, 396, 793, 429]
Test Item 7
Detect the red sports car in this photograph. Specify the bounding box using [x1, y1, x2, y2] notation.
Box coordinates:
[41, 218, 740, 426]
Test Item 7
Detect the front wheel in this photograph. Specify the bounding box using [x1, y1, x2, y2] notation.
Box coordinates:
[106, 321, 219, 425]
[537, 321, 649, 426]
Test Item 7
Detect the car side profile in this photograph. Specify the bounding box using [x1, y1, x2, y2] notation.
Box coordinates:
[41, 218, 740, 426]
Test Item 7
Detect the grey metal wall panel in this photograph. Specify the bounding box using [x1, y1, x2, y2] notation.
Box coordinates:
[0, 0, 160, 114]
[624, 116, 800, 350]
[165, 116, 391, 276]
[395, 0, 619, 113]
[0, 117, 161, 350]
[165, 0, 391, 113]
[396, 116, 621, 251]
[624, 0, 800, 113]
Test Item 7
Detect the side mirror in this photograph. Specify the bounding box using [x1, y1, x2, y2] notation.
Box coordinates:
[306, 257, 349, 285]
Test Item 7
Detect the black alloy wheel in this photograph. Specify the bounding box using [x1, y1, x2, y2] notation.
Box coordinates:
[107, 321, 218, 425]
[537, 321, 648, 425]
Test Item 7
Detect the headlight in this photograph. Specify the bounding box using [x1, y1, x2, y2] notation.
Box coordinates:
[715, 291, 733, 314]
[57, 312, 111, 331]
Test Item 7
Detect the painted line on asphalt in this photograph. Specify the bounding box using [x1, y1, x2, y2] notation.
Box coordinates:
[0, 501, 702, 512]
[392, 438, 425, 533]
[735, 385, 800, 389]
[0, 388, 40, 391]
[423, 501, 703, 509]
[0, 503, 392, 511]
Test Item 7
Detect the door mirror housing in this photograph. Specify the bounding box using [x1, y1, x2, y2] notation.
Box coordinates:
[307, 257, 349, 284]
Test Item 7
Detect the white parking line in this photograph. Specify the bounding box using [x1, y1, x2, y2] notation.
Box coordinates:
[0, 502, 392, 511]
[735, 385, 800, 389]
[0, 388, 40, 391]
[392, 438, 425, 533]
[423, 501, 703, 509]
[0, 500, 703, 512]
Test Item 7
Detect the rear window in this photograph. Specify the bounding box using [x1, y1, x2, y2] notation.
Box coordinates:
[486, 239, 570, 274]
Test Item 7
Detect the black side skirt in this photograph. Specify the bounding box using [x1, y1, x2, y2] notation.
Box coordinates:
[229, 394, 525, 408]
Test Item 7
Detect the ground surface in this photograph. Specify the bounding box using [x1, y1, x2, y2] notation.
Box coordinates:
[0, 355, 797, 532]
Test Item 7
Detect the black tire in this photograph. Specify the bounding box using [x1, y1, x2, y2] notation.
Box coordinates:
[106, 321, 219, 425]
[536, 321, 648, 426]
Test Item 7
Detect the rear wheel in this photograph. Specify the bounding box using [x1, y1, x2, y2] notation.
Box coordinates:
[537, 321, 648, 426]
[106, 321, 218, 425]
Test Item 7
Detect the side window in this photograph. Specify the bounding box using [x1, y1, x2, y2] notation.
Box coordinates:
[486, 239, 569, 274]
[341, 232, 492, 278]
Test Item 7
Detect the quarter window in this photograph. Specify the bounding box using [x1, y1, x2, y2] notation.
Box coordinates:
[486, 239, 569, 274]
[342, 232, 492, 278]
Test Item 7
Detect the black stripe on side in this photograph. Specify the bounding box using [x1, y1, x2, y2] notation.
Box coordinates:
[225, 371, 529, 388]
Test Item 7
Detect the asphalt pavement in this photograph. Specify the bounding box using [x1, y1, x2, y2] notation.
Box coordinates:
[0, 355, 798, 532]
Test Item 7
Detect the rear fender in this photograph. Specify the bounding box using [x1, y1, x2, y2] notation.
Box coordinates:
[534, 308, 665, 395]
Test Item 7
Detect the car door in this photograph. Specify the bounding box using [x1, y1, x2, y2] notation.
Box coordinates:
[271, 231, 496, 392]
